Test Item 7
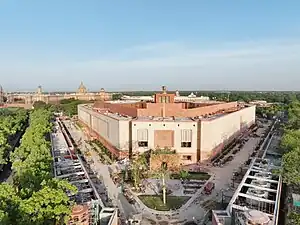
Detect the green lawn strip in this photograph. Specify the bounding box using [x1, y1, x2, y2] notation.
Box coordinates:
[138, 195, 190, 211]
[189, 172, 211, 180]
[170, 172, 211, 180]
[75, 121, 83, 129]
[91, 142, 113, 164]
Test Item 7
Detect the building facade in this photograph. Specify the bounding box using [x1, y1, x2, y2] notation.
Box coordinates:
[78, 86, 256, 164]
[5, 82, 112, 105]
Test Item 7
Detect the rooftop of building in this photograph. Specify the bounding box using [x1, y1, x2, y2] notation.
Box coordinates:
[79, 102, 249, 123]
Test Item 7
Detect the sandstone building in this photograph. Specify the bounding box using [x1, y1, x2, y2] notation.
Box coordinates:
[6, 82, 112, 105]
[78, 86, 256, 164]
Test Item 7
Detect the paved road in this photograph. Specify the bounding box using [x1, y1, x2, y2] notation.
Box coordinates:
[63, 120, 137, 220]
[64, 120, 269, 224]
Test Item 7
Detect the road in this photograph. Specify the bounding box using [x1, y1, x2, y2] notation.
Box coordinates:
[63, 119, 272, 224]
[63, 120, 137, 221]
[0, 131, 25, 183]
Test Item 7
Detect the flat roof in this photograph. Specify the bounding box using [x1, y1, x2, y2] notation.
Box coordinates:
[79, 104, 132, 121]
[79, 103, 245, 122]
[134, 116, 196, 122]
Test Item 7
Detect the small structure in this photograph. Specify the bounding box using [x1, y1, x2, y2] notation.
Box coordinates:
[292, 193, 300, 208]
[69, 205, 89, 225]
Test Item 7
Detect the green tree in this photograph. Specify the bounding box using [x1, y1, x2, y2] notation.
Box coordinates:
[33, 101, 48, 109]
[281, 129, 300, 152]
[2, 107, 77, 224]
[131, 154, 147, 189]
[20, 179, 77, 225]
[155, 162, 169, 205]
[179, 169, 190, 180]
[281, 147, 300, 185]
[0, 183, 22, 225]
[288, 212, 300, 225]
[112, 93, 123, 100]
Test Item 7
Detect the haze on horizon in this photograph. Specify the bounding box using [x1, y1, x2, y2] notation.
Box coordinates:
[1, 1, 300, 92]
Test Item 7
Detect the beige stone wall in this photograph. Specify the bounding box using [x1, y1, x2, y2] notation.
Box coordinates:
[131, 120, 198, 163]
[78, 104, 130, 151]
[199, 106, 256, 161]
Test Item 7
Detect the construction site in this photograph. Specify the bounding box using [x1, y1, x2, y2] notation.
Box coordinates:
[212, 118, 283, 225]
[51, 118, 118, 225]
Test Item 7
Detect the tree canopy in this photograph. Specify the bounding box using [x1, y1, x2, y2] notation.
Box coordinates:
[0, 108, 28, 164]
[279, 100, 300, 223]
[0, 108, 76, 225]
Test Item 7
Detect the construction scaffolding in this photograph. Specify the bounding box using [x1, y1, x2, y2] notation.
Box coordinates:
[51, 119, 118, 225]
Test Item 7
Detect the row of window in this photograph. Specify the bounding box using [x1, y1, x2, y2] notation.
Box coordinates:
[137, 141, 192, 148]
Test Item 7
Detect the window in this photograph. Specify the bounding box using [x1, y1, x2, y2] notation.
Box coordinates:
[138, 141, 148, 147]
[182, 155, 192, 160]
[181, 129, 192, 148]
[137, 129, 148, 148]
[181, 142, 192, 147]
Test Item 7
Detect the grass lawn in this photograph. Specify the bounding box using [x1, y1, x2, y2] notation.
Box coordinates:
[170, 171, 211, 180]
[189, 172, 211, 180]
[138, 195, 190, 211]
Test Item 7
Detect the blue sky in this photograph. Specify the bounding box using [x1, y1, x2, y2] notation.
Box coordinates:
[1, 1, 300, 91]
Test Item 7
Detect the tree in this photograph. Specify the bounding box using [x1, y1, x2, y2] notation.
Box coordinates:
[33, 101, 47, 109]
[1, 107, 77, 224]
[280, 129, 300, 152]
[131, 154, 147, 189]
[288, 212, 300, 225]
[179, 169, 190, 180]
[280, 100, 300, 186]
[112, 93, 122, 100]
[0, 109, 28, 165]
[20, 179, 77, 225]
[281, 147, 300, 185]
[156, 162, 169, 205]
[0, 183, 22, 225]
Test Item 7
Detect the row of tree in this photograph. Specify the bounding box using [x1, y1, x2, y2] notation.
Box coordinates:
[280, 101, 300, 224]
[33, 98, 92, 117]
[0, 108, 76, 225]
[0, 108, 28, 164]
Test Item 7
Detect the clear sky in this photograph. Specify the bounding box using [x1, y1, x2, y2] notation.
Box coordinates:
[1, 0, 300, 91]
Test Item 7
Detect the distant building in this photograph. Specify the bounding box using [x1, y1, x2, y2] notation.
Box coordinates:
[249, 100, 271, 107]
[121, 90, 210, 103]
[78, 86, 256, 164]
[5, 82, 112, 105]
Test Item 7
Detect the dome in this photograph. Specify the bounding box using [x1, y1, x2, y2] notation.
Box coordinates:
[244, 210, 270, 224]
[188, 92, 196, 98]
[78, 82, 87, 94]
